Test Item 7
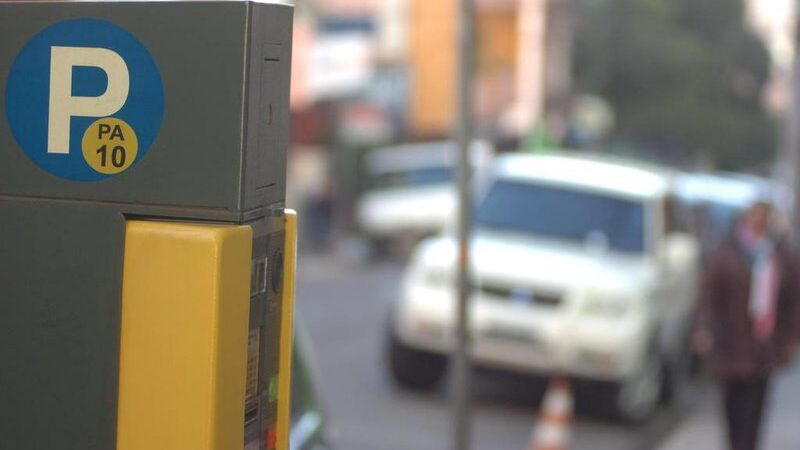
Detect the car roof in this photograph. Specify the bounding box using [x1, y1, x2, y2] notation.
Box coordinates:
[674, 173, 761, 206]
[493, 152, 672, 199]
[674, 172, 788, 208]
[364, 141, 493, 174]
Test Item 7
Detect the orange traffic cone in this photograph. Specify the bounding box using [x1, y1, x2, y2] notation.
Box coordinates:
[529, 377, 573, 450]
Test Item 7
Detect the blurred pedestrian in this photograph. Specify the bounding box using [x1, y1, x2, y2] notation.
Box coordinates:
[694, 200, 800, 450]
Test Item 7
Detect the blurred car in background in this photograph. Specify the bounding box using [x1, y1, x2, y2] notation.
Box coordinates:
[356, 141, 493, 256]
[386, 153, 700, 422]
[292, 326, 332, 450]
[674, 172, 789, 259]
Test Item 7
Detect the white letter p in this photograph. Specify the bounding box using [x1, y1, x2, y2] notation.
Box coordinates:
[48, 46, 129, 154]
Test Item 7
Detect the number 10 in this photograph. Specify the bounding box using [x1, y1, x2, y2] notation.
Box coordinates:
[96, 145, 127, 168]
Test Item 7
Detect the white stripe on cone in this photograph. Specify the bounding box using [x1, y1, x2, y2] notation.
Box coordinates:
[542, 390, 572, 416]
[532, 422, 569, 448]
[529, 378, 573, 450]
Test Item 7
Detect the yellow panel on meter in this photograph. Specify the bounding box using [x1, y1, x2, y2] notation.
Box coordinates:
[276, 210, 298, 450]
[116, 221, 252, 450]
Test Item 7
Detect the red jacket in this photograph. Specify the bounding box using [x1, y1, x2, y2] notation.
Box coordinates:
[696, 235, 800, 378]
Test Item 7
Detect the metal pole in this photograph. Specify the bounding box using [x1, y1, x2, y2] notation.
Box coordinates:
[790, 1, 800, 249]
[453, 0, 475, 449]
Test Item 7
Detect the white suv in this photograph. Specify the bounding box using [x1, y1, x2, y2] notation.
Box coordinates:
[387, 153, 699, 422]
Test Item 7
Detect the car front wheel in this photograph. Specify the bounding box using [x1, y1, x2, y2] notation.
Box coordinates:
[606, 350, 664, 423]
[386, 330, 447, 391]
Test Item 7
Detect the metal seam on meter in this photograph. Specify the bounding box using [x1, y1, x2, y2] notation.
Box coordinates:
[277, 210, 298, 450]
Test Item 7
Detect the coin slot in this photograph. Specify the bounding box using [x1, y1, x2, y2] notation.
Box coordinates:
[251, 257, 268, 296]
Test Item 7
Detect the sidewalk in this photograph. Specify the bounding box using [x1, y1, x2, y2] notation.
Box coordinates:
[657, 363, 800, 450]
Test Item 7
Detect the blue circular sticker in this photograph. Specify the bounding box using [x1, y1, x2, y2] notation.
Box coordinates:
[5, 18, 164, 181]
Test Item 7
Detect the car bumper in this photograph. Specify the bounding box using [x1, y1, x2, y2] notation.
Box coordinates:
[394, 283, 649, 382]
[357, 214, 445, 238]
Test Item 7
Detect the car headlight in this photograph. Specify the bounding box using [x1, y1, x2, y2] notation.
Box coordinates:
[582, 294, 632, 317]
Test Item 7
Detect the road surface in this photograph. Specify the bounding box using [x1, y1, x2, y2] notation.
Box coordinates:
[295, 253, 701, 450]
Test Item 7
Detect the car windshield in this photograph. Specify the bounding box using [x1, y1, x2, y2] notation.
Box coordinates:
[368, 166, 453, 190]
[476, 180, 646, 254]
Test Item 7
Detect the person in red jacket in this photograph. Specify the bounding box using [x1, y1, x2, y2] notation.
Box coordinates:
[694, 200, 800, 450]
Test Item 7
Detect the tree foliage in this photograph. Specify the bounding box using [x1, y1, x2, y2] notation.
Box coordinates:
[573, 0, 777, 170]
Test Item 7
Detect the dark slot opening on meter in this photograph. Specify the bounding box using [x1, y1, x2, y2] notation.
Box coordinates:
[251, 257, 268, 296]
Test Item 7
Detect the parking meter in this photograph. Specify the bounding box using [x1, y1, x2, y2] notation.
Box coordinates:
[0, 2, 295, 450]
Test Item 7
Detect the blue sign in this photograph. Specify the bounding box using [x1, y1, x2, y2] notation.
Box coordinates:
[5, 18, 164, 181]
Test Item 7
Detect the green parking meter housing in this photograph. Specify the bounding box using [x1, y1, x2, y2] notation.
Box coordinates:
[0, 2, 296, 450]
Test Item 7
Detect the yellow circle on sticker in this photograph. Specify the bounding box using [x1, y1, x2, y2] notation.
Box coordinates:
[82, 118, 139, 175]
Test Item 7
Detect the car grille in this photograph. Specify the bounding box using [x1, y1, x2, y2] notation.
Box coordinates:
[476, 282, 562, 307]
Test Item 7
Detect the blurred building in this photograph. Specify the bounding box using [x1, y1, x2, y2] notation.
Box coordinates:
[746, 0, 796, 115]
[408, 0, 574, 142]
[291, 0, 405, 145]
[291, 0, 574, 145]
[294, 0, 794, 146]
